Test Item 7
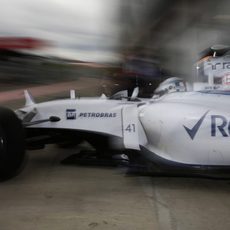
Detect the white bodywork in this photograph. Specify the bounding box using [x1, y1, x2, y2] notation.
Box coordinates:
[16, 90, 230, 167]
[140, 92, 230, 165]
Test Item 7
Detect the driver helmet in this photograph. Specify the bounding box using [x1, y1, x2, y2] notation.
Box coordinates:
[154, 77, 186, 96]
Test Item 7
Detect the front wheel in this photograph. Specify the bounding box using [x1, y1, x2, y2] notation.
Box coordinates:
[0, 107, 26, 181]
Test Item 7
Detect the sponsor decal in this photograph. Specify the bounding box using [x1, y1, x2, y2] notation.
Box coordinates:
[183, 111, 230, 139]
[184, 111, 209, 140]
[78, 112, 116, 118]
[183, 111, 209, 140]
[211, 115, 229, 137]
[66, 110, 117, 119]
[206, 61, 230, 70]
[66, 109, 76, 120]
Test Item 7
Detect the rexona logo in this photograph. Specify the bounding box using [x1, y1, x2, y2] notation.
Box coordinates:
[183, 111, 209, 140]
[210, 115, 230, 137]
[183, 111, 230, 140]
[66, 109, 76, 120]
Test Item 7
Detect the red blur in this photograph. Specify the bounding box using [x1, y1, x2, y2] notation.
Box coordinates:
[0, 37, 47, 50]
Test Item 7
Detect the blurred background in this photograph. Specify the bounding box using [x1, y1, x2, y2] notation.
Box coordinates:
[0, 0, 229, 104]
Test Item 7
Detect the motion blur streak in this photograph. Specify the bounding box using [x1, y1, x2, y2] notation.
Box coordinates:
[0, 0, 229, 99]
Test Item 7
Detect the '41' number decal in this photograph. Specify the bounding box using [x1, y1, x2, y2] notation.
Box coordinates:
[125, 124, 136, 132]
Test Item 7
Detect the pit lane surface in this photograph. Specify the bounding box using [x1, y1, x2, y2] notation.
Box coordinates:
[0, 145, 230, 230]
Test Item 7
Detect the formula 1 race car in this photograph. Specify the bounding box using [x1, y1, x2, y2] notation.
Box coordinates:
[2, 76, 230, 180]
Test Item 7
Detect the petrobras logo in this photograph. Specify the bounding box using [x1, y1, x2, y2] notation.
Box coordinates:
[183, 111, 230, 140]
[66, 110, 117, 119]
[78, 112, 116, 118]
[66, 109, 76, 120]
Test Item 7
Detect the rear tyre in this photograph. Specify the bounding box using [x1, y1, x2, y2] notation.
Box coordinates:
[0, 107, 26, 181]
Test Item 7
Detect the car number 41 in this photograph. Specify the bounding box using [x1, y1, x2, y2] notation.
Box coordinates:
[125, 124, 136, 132]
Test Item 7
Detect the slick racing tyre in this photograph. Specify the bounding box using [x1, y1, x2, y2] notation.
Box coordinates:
[0, 107, 26, 181]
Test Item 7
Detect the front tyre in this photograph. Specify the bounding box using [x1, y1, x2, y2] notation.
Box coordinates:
[0, 107, 26, 181]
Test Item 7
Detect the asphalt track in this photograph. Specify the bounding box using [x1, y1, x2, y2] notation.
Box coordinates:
[0, 145, 230, 230]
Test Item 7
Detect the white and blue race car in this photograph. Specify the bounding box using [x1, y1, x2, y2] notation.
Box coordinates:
[1, 73, 230, 180]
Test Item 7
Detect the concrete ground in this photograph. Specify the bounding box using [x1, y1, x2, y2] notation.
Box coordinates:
[0, 145, 230, 230]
